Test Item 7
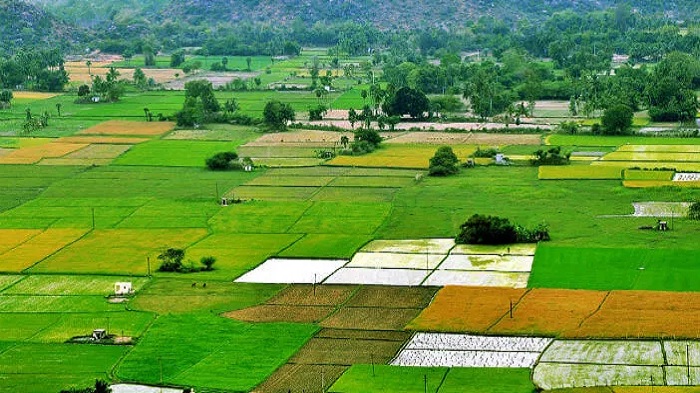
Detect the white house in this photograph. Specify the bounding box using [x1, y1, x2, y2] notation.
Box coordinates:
[114, 282, 133, 295]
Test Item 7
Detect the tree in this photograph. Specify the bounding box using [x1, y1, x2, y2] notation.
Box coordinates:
[308, 105, 327, 121]
[348, 108, 358, 129]
[170, 51, 186, 68]
[456, 214, 518, 245]
[429, 146, 459, 176]
[184, 80, 220, 114]
[263, 100, 295, 130]
[205, 151, 238, 170]
[383, 86, 430, 119]
[85, 60, 92, 76]
[157, 248, 185, 272]
[132, 68, 147, 88]
[77, 84, 90, 97]
[55, 102, 62, 117]
[601, 104, 633, 135]
[224, 98, 239, 115]
[689, 201, 700, 220]
[143, 45, 156, 67]
[246, 56, 252, 71]
[340, 135, 350, 149]
[0, 89, 12, 109]
[200, 256, 216, 271]
[647, 52, 700, 122]
[221, 57, 229, 70]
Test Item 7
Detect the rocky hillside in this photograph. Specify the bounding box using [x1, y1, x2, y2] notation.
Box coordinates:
[0, 0, 83, 53]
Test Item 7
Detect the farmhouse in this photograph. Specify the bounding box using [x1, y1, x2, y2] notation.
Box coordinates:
[114, 282, 133, 295]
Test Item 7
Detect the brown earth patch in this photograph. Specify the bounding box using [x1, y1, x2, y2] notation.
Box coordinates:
[252, 364, 347, 393]
[406, 286, 528, 332]
[314, 328, 411, 342]
[78, 120, 174, 136]
[320, 306, 422, 331]
[224, 304, 335, 323]
[289, 336, 405, 365]
[345, 285, 438, 309]
[266, 284, 358, 306]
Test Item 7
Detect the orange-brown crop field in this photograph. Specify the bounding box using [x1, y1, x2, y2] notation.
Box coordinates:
[78, 120, 174, 136]
[0, 142, 89, 164]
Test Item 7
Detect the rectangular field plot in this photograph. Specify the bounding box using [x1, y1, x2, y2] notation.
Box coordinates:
[245, 175, 335, 187]
[235, 258, 347, 284]
[603, 151, 700, 162]
[491, 289, 607, 336]
[540, 340, 664, 365]
[228, 185, 320, 201]
[438, 368, 535, 393]
[0, 142, 88, 164]
[116, 314, 317, 392]
[291, 335, 409, 366]
[4, 275, 149, 295]
[57, 136, 150, 144]
[626, 170, 676, 181]
[321, 307, 422, 331]
[0, 275, 23, 291]
[439, 254, 534, 272]
[328, 365, 447, 393]
[533, 363, 664, 390]
[0, 229, 41, 253]
[225, 304, 335, 323]
[32, 311, 155, 342]
[329, 145, 477, 169]
[665, 366, 700, 386]
[392, 333, 552, 368]
[209, 201, 310, 233]
[116, 199, 221, 229]
[347, 252, 445, 270]
[278, 234, 371, 259]
[618, 145, 700, 153]
[538, 165, 623, 180]
[266, 284, 357, 307]
[327, 176, 415, 188]
[593, 160, 700, 172]
[0, 228, 89, 272]
[290, 202, 392, 235]
[79, 120, 174, 136]
[346, 286, 438, 309]
[451, 243, 536, 256]
[253, 364, 348, 393]
[311, 187, 398, 203]
[407, 287, 528, 332]
[362, 238, 455, 254]
[424, 271, 530, 288]
[114, 140, 238, 167]
[0, 295, 124, 313]
[0, 343, 128, 393]
[324, 267, 429, 286]
[0, 313, 59, 341]
[30, 228, 207, 275]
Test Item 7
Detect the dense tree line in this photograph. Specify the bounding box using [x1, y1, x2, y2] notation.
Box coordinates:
[0, 49, 68, 92]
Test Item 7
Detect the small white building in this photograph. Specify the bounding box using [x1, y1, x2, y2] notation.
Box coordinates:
[114, 282, 133, 296]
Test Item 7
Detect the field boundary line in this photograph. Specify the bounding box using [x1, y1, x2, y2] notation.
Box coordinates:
[318, 285, 363, 322]
[434, 367, 450, 393]
[575, 290, 611, 330]
[25, 313, 64, 342]
[20, 227, 93, 273]
[283, 201, 316, 233]
[0, 275, 28, 294]
[110, 313, 161, 381]
[660, 338, 669, 385]
[419, 243, 456, 286]
[107, 198, 150, 228]
[485, 288, 532, 333]
[273, 233, 307, 256]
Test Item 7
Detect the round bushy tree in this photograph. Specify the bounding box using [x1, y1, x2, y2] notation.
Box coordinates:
[601, 104, 633, 135]
[263, 100, 295, 130]
[205, 151, 238, 170]
[429, 146, 459, 176]
[456, 214, 518, 245]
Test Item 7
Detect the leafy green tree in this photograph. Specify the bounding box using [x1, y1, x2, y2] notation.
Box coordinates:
[0, 89, 12, 109]
[456, 214, 518, 245]
[206, 151, 239, 170]
[428, 146, 459, 176]
[185, 80, 220, 113]
[170, 51, 186, 68]
[157, 248, 186, 272]
[246, 56, 252, 71]
[132, 68, 147, 88]
[308, 105, 327, 121]
[143, 45, 156, 67]
[221, 57, 228, 70]
[200, 256, 216, 271]
[263, 100, 295, 130]
[689, 202, 700, 220]
[647, 52, 700, 122]
[601, 104, 633, 135]
[348, 108, 358, 129]
[383, 86, 429, 119]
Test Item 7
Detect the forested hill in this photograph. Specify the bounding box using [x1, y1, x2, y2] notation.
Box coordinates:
[23, 0, 700, 30]
[0, 0, 83, 54]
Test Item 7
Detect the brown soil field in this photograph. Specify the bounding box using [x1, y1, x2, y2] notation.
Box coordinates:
[224, 304, 335, 323]
[569, 291, 700, 339]
[13, 92, 60, 100]
[244, 130, 358, 147]
[57, 136, 149, 144]
[490, 289, 608, 336]
[252, 364, 347, 393]
[345, 285, 438, 309]
[64, 144, 132, 159]
[78, 120, 174, 136]
[266, 284, 357, 306]
[314, 328, 411, 342]
[289, 336, 405, 366]
[407, 286, 528, 332]
[163, 71, 259, 89]
[65, 62, 180, 84]
[384, 132, 542, 145]
[321, 307, 422, 331]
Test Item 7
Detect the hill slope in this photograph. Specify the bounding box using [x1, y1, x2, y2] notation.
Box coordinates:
[0, 0, 83, 53]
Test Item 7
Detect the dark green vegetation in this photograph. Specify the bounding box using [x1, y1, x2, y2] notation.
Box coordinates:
[428, 146, 459, 176]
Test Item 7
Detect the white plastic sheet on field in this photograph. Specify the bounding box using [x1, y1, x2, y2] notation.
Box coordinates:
[360, 238, 455, 254]
[234, 258, 347, 284]
[347, 252, 446, 269]
[323, 267, 429, 286]
[423, 270, 530, 288]
[111, 385, 183, 393]
[391, 333, 552, 368]
[438, 254, 534, 272]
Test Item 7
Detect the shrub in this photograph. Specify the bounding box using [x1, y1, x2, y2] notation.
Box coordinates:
[157, 248, 186, 272]
[205, 151, 239, 171]
[429, 146, 459, 176]
[530, 146, 570, 166]
[200, 256, 216, 271]
[470, 147, 499, 158]
[456, 214, 518, 245]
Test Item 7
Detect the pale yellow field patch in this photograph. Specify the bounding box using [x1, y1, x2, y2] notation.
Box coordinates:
[0, 228, 89, 272]
[12, 91, 60, 100]
[592, 161, 700, 172]
[65, 62, 180, 84]
[0, 143, 89, 164]
[347, 252, 446, 269]
[329, 144, 477, 169]
[451, 243, 536, 256]
[78, 120, 175, 136]
[624, 180, 700, 188]
[37, 158, 114, 166]
[361, 238, 455, 254]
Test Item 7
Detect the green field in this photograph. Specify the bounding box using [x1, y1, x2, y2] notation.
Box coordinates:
[530, 245, 700, 291]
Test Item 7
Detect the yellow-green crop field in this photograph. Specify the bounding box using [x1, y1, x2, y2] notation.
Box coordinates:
[617, 145, 700, 153]
[329, 144, 477, 169]
[538, 165, 624, 180]
[0, 229, 89, 272]
[602, 151, 700, 162]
